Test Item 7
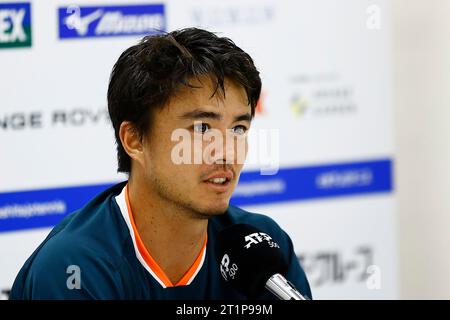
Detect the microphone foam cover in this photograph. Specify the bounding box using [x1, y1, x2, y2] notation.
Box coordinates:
[215, 223, 288, 298]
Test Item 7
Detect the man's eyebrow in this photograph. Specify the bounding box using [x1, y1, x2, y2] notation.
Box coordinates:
[233, 113, 252, 123]
[179, 109, 222, 121]
[179, 109, 252, 123]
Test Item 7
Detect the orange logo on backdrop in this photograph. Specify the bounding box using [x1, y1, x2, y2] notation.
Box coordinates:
[255, 91, 265, 115]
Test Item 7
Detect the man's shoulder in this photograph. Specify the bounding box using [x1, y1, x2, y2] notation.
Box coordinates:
[43, 181, 129, 258]
[10, 182, 131, 299]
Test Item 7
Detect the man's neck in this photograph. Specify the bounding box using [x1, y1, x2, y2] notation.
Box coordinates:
[127, 178, 208, 285]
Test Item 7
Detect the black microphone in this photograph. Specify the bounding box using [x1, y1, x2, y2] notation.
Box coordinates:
[215, 223, 308, 300]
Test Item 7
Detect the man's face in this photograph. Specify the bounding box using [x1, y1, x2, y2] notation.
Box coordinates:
[140, 77, 251, 217]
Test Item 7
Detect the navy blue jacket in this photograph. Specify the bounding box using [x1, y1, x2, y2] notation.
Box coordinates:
[10, 182, 311, 300]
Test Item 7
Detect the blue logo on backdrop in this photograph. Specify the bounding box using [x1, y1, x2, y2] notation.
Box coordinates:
[0, 159, 393, 233]
[0, 183, 115, 233]
[58, 4, 165, 39]
[230, 158, 393, 206]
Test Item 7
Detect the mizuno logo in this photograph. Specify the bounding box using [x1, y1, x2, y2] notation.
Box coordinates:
[58, 4, 166, 39]
[64, 6, 103, 36]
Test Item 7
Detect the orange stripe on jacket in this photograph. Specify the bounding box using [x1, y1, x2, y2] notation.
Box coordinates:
[125, 184, 207, 287]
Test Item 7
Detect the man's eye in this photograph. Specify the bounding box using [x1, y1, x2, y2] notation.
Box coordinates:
[233, 125, 248, 135]
[193, 123, 210, 134]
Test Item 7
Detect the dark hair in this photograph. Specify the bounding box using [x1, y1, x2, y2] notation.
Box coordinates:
[107, 27, 262, 174]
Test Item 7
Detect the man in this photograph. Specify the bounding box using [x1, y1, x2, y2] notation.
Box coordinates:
[10, 28, 311, 299]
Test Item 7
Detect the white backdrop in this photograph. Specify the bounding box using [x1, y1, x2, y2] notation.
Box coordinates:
[0, 0, 396, 299]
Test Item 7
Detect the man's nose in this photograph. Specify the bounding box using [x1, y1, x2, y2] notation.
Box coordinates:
[211, 129, 237, 165]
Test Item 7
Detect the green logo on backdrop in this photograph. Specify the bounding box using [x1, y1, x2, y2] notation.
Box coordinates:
[0, 3, 32, 49]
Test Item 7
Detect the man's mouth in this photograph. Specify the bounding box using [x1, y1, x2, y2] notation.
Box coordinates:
[203, 170, 234, 184]
[202, 171, 234, 191]
[206, 177, 230, 185]
[203, 178, 232, 193]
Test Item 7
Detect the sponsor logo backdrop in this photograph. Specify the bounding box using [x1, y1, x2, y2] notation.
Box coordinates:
[0, 0, 396, 299]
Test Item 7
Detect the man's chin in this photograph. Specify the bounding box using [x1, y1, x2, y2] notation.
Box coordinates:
[196, 201, 229, 218]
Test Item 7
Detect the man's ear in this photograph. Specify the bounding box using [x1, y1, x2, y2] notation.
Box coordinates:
[119, 121, 145, 168]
